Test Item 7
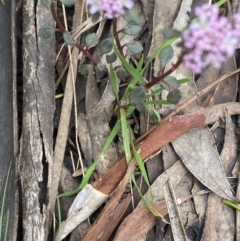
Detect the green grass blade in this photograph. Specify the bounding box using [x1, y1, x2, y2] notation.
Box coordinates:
[146, 87, 165, 98]
[122, 54, 144, 99]
[109, 63, 119, 102]
[222, 199, 240, 211]
[3, 209, 9, 241]
[58, 119, 121, 198]
[145, 100, 170, 105]
[146, 105, 162, 123]
[131, 175, 165, 218]
[178, 77, 191, 84]
[136, 54, 144, 72]
[0, 162, 11, 240]
[146, 78, 190, 99]
[141, 37, 178, 75]
[114, 44, 145, 86]
[120, 108, 132, 164]
[215, 0, 227, 7]
[129, 126, 154, 199]
[125, 106, 135, 117]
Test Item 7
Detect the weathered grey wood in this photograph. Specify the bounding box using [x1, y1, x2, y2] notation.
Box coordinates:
[20, 0, 54, 240]
[0, 1, 17, 240]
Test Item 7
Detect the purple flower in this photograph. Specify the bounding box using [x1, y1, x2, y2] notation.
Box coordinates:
[182, 4, 240, 73]
[86, 0, 134, 19]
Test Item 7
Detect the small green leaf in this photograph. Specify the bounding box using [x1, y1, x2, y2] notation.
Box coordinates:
[159, 45, 174, 66]
[109, 63, 119, 102]
[147, 105, 161, 122]
[122, 24, 141, 35]
[162, 76, 180, 91]
[79, 64, 91, 76]
[126, 41, 143, 54]
[99, 38, 113, 54]
[91, 12, 101, 23]
[129, 86, 146, 104]
[116, 67, 127, 80]
[95, 63, 106, 80]
[120, 108, 132, 163]
[114, 43, 145, 88]
[106, 52, 117, 63]
[179, 77, 191, 84]
[163, 28, 182, 39]
[38, 26, 56, 38]
[59, 0, 77, 7]
[141, 37, 179, 75]
[145, 100, 170, 105]
[167, 88, 182, 104]
[129, 86, 146, 112]
[96, 63, 106, 72]
[85, 33, 99, 47]
[135, 102, 146, 112]
[40, 0, 51, 9]
[123, 9, 141, 25]
[63, 32, 76, 46]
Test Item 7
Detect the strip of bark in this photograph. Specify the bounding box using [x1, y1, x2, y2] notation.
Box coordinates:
[0, 1, 17, 240]
[20, 1, 55, 240]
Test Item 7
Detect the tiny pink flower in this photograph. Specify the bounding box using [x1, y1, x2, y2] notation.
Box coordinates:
[182, 4, 240, 73]
[86, 0, 134, 19]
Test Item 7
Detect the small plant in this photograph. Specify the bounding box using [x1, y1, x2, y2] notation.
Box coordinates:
[39, 0, 240, 233]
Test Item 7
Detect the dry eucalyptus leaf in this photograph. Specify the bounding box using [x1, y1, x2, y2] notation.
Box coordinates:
[55, 184, 108, 241]
[201, 194, 235, 241]
[172, 127, 234, 200]
[86, 79, 116, 117]
[77, 113, 92, 167]
[138, 160, 189, 207]
[220, 110, 238, 175]
[201, 110, 237, 241]
[174, 172, 198, 226]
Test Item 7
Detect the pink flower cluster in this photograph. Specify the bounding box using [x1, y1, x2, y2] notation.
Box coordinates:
[86, 0, 134, 19]
[182, 4, 240, 73]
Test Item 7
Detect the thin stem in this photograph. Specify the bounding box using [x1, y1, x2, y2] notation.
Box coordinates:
[51, 2, 98, 65]
[75, 44, 98, 65]
[112, 19, 124, 56]
[145, 53, 184, 89]
[51, 2, 65, 33]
